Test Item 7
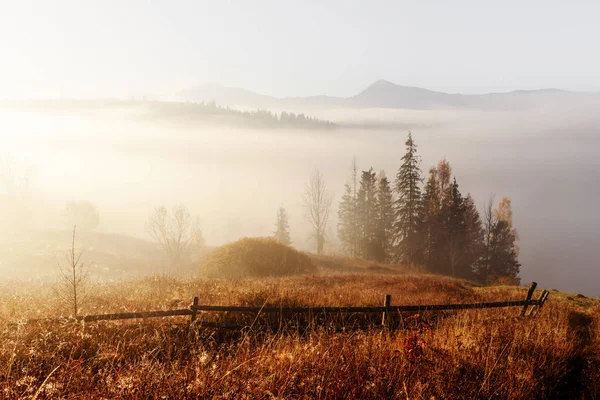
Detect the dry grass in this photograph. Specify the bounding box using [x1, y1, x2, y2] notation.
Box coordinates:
[0, 256, 599, 399]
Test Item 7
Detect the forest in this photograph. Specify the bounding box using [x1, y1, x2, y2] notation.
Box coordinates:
[273, 133, 521, 285]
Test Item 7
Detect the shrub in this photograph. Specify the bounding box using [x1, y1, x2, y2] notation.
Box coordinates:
[200, 237, 316, 278]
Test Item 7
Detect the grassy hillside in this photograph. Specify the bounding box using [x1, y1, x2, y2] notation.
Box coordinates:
[0, 256, 598, 398]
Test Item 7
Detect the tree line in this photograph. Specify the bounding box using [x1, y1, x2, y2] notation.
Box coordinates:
[335, 132, 520, 284]
[152, 100, 336, 129]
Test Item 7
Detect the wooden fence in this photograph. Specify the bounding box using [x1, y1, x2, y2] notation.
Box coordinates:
[53, 282, 551, 328]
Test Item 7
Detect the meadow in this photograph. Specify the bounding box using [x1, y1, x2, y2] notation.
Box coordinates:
[1, 256, 598, 399]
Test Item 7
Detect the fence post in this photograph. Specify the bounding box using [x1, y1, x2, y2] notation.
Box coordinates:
[521, 282, 537, 316]
[190, 296, 199, 323]
[526, 289, 545, 316]
[539, 291, 550, 308]
[382, 294, 391, 327]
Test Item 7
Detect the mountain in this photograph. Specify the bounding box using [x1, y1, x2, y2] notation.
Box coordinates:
[179, 80, 599, 110]
[348, 80, 467, 109]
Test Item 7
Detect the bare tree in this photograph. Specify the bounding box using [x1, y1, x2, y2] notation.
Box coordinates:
[303, 169, 333, 255]
[147, 205, 204, 264]
[480, 195, 496, 285]
[56, 226, 90, 316]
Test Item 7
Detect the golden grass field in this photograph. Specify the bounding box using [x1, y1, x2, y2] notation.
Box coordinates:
[0, 255, 598, 399]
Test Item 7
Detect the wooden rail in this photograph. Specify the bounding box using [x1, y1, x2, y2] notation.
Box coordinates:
[29, 282, 549, 327]
[189, 300, 541, 314]
[80, 309, 192, 322]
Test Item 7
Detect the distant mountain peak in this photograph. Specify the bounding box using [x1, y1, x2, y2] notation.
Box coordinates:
[178, 80, 594, 111]
[370, 79, 396, 87]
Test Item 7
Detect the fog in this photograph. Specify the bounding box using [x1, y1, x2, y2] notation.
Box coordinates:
[1, 102, 599, 296]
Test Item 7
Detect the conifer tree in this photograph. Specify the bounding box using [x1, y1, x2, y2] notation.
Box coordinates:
[478, 197, 521, 284]
[337, 183, 356, 255]
[418, 166, 441, 269]
[394, 132, 422, 265]
[435, 159, 454, 272]
[488, 220, 520, 282]
[489, 198, 520, 283]
[357, 168, 379, 259]
[445, 177, 467, 277]
[274, 207, 292, 246]
[462, 194, 484, 278]
[350, 157, 360, 256]
[337, 157, 360, 257]
[418, 161, 477, 277]
[375, 171, 394, 261]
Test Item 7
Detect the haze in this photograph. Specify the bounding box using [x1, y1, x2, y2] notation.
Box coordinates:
[1, 1, 599, 297]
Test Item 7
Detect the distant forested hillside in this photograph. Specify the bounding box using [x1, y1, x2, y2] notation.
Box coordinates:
[0, 99, 337, 129]
[142, 100, 336, 129]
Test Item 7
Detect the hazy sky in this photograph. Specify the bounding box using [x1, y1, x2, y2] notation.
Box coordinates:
[1, 0, 599, 98]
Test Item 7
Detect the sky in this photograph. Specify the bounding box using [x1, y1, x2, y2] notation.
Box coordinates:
[1, 0, 600, 99]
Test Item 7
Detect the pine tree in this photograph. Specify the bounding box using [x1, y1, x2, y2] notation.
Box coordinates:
[417, 167, 440, 270]
[488, 220, 520, 283]
[394, 132, 422, 265]
[463, 194, 484, 278]
[478, 197, 521, 284]
[435, 160, 456, 275]
[375, 171, 394, 261]
[337, 183, 356, 255]
[337, 157, 360, 257]
[418, 161, 479, 276]
[444, 177, 467, 277]
[357, 168, 379, 259]
[350, 156, 359, 257]
[416, 159, 465, 275]
[489, 198, 520, 283]
[274, 207, 291, 246]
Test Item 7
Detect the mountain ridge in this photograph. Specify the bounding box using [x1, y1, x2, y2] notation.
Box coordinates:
[179, 80, 598, 110]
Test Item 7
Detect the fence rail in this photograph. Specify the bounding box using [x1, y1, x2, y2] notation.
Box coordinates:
[188, 300, 540, 314]
[32, 282, 550, 327]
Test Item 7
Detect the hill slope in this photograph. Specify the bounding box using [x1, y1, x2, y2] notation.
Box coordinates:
[1, 264, 598, 398]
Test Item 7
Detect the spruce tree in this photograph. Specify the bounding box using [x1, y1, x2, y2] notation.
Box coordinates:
[436, 159, 454, 274]
[337, 183, 356, 255]
[337, 157, 360, 257]
[274, 207, 292, 246]
[375, 172, 394, 261]
[418, 166, 441, 270]
[463, 194, 484, 278]
[478, 197, 521, 284]
[394, 132, 422, 265]
[444, 178, 467, 277]
[489, 199, 521, 283]
[357, 168, 379, 259]
[350, 157, 360, 257]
